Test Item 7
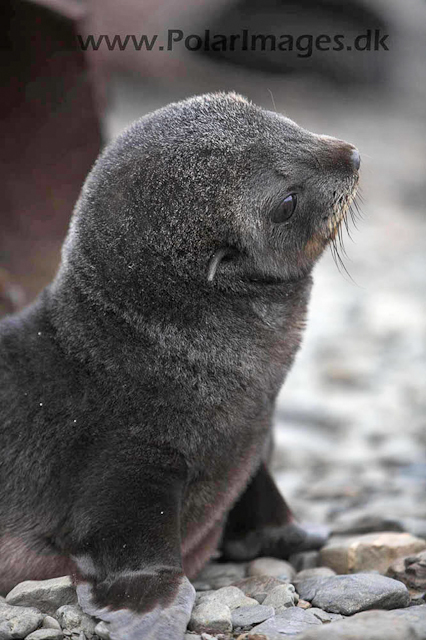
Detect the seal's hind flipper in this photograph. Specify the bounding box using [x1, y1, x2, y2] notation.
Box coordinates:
[220, 463, 329, 561]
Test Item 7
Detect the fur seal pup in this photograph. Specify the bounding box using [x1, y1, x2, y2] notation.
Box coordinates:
[0, 93, 360, 639]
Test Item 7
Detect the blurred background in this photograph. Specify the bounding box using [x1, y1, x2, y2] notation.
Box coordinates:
[1, 0, 425, 535]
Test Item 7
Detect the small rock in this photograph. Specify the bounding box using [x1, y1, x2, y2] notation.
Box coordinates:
[42, 617, 62, 631]
[93, 622, 109, 640]
[249, 607, 322, 638]
[0, 602, 44, 639]
[320, 533, 426, 575]
[297, 573, 410, 615]
[195, 591, 216, 603]
[297, 599, 312, 609]
[387, 550, 426, 590]
[262, 584, 299, 612]
[247, 558, 295, 582]
[197, 587, 258, 611]
[231, 605, 275, 628]
[295, 568, 336, 582]
[55, 606, 96, 638]
[232, 576, 287, 604]
[25, 630, 64, 640]
[6, 577, 77, 616]
[188, 600, 232, 635]
[289, 551, 319, 572]
[293, 606, 426, 639]
[193, 563, 246, 590]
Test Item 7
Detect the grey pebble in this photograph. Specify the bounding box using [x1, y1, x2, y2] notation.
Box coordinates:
[42, 617, 61, 631]
[0, 602, 44, 640]
[263, 584, 299, 612]
[6, 578, 77, 616]
[25, 630, 64, 640]
[231, 604, 275, 628]
[232, 576, 288, 604]
[188, 600, 232, 635]
[247, 557, 296, 582]
[249, 607, 323, 638]
[297, 573, 410, 615]
[55, 606, 96, 638]
[293, 606, 426, 639]
[197, 586, 257, 611]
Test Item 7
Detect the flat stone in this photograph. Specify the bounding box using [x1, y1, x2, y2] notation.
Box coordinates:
[0, 602, 44, 639]
[25, 630, 64, 640]
[197, 586, 258, 611]
[42, 617, 61, 631]
[232, 576, 287, 604]
[6, 578, 77, 616]
[247, 558, 295, 582]
[55, 606, 96, 638]
[297, 573, 410, 615]
[262, 584, 299, 612]
[232, 604, 275, 628]
[193, 563, 246, 590]
[249, 607, 322, 638]
[293, 606, 426, 639]
[188, 600, 232, 635]
[320, 533, 426, 575]
[387, 550, 426, 590]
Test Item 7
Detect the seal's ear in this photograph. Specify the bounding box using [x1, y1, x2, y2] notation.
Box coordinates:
[207, 247, 238, 282]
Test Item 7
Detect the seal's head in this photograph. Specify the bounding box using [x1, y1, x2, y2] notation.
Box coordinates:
[62, 92, 359, 305]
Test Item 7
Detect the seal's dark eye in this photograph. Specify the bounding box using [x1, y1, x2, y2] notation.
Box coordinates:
[271, 194, 297, 223]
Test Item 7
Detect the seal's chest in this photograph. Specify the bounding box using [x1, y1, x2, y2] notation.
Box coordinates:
[252, 300, 290, 330]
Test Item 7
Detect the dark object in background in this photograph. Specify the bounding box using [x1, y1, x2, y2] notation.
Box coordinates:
[199, 0, 389, 85]
[0, 0, 102, 315]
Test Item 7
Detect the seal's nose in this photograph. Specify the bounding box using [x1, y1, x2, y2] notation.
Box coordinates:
[350, 148, 361, 171]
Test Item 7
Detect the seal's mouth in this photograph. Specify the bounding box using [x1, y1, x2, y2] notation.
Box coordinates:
[328, 179, 359, 240]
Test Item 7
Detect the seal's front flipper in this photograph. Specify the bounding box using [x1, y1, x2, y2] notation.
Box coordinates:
[69, 448, 195, 640]
[77, 571, 195, 640]
[221, 463, 329, 561]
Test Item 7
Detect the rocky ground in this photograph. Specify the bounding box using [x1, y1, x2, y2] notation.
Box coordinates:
[1, 541, 426, 640]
